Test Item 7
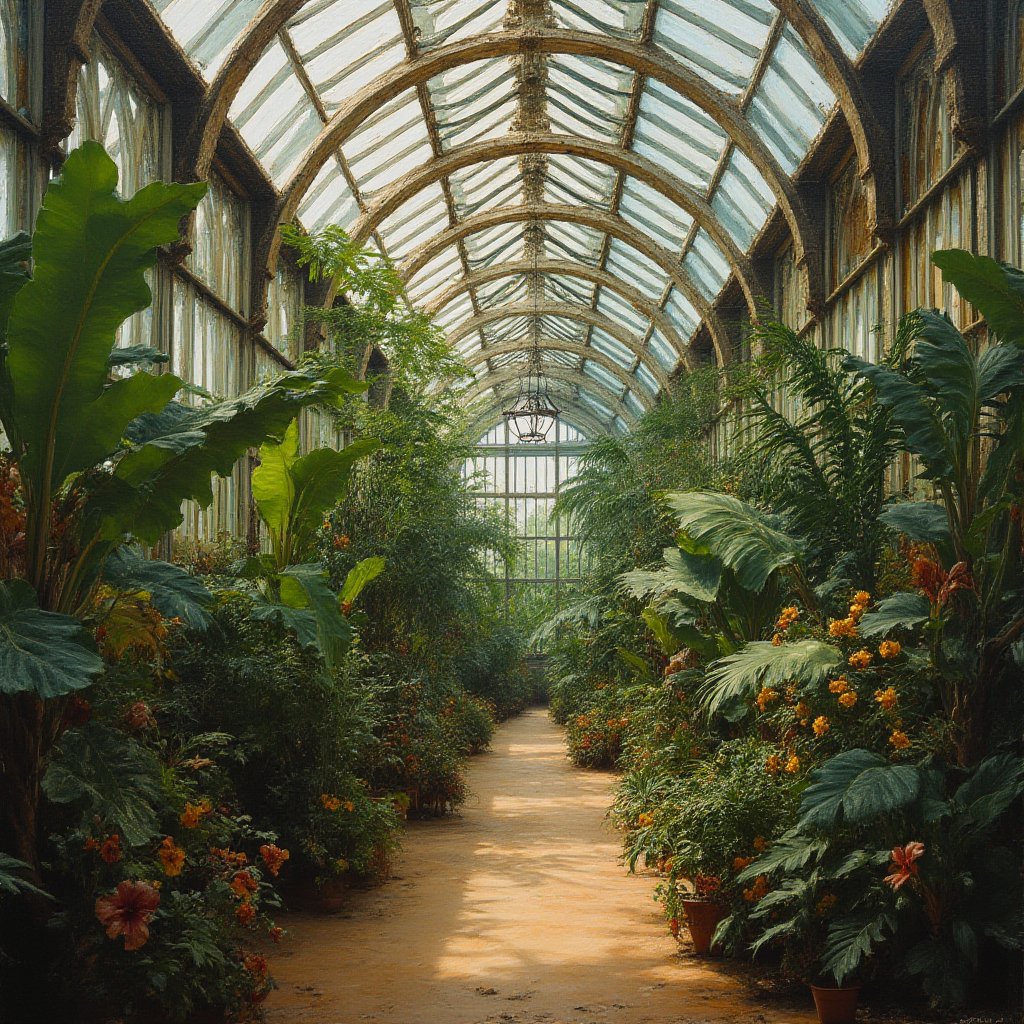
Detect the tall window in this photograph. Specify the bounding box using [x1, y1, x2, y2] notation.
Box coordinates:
[0, 0, 39, 238]
[463, 419, 589, 626]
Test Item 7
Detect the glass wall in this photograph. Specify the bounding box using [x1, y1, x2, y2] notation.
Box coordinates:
[463, 419, 589, 627]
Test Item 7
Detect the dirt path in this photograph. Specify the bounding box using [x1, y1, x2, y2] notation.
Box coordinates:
[265, 707, 814, 1024]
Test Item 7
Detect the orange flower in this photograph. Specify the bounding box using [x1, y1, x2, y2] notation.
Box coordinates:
[694, 873, 721, 897]
[874, 686, 898, 710]
[828, 677, 850, 694]
[732, 855, 754, 872]
[259, 844, 290, 877]
[879, 640, 901, 659]
[743, 875, 768, 902]
[668, 917, 680, 938]
[812, 715, 830, 737]
[269, 925, 285, 944]
[180, 799, 212, 829]
[157, 837, 186, 877]
[636, 812, 655, 828]
[95, 881, 160, 951]
[210, 847, 248, 867]
[838, 690, 858, 709]
[765, 754, 782, 775]
[829, 617, 859, 639]
[84, 837, 100, 852]
[320, 793, 342, 812]
[235, 900, 256, 925]
[784, 754, 801, 774]
[889, 729, 911, 751]
[244, 952, 269, 979]
[775, 606, 800, 630]
[771, 632, 784, 647]
[884, 841, 925, 889]
[100, 834, 122, 864]
[848, 649, 873, 670]
[756, 687, 779, 712]
[230, 870, 259, 899]
[853, 591, 871, 606]
[752, 836, 768, 852]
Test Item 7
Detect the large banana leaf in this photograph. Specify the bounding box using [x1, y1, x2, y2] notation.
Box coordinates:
[697, 639, 842, 716]
[3, 143, 205, 514]
[92, 366, 364, 544]
[664, 492, 803, 593]
[858, 592, 931, 637]
[340, 556, 386, 603]
[0, 580, 104, 698]
[252, 419, 379, 566]
[931, 249, 1024, 347]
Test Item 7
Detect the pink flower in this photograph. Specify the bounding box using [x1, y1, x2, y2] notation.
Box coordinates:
[95, 880, 161, 951]
[884, 841, 925, 890]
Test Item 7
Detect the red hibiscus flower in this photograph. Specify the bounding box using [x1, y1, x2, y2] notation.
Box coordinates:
[884, 841, 925, 890]
[95, 880, 161, 951]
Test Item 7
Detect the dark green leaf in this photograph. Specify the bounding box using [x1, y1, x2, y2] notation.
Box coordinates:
[858, 592, 931, 637]
[102, 546, 212, 630]
[932, 250, 1024, 347]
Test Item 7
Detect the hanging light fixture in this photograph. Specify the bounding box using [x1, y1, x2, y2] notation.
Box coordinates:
[503, 225, 559, 443]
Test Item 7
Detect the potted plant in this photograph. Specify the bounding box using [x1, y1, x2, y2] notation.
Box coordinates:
[680, 874, 727, 955]
[808, 975, 862, 1024]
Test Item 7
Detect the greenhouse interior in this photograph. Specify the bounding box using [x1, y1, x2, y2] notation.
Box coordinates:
[1, 1, 1023, 1022]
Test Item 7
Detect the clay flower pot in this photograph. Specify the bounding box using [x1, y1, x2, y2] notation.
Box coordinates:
[810, 983, 861, 1024]
[680, 898, 726, 956]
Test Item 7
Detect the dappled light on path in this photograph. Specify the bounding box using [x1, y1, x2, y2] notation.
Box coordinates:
[266, 709, 814, 1024]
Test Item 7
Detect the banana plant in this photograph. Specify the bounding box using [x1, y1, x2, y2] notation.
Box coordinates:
[0, 143, 360, 877]
[845, 250, 1024, 765]
[244, 419, 384, 668]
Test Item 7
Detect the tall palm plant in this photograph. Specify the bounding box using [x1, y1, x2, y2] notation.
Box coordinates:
[735, 317, 912, 588]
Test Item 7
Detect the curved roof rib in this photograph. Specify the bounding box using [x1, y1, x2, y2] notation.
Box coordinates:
[146, 0, 896, 434]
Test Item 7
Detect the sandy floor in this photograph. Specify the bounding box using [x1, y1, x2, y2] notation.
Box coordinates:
[265, 707, 816, 1024]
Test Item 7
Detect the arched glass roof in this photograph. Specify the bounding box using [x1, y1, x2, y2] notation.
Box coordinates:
[152, 0, 892, 433]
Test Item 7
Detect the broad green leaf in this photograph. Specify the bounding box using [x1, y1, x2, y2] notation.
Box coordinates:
[340, 556, 386, 603]
[250, 601, 318, 651]
[977, 344, 1024, 403]
[620, 545, 722, 604]
[108, 344, 169, 369]
[878, 502, 950, 544]
[0, 580, 103, 698]
[799, 749, 921, 829]
[664, 492, 802, 593]
[932, 250, 1024, 347]
[102, 546, 212, 630]
[252, 420, 301, 557]
[845, 355, 953, 480]
[951, 754, 1024, 835]
[699, 639, 843, 716]
[5, 142, 205, 497]
[279, 563, 351, 670]
[42, 722, 161, 846]
[822, 909, 897, 985]
[98, 366, 364, 543]
[858, 592, 931, 637]
[641, 607, 678, 655]
[915, 310, 977, 452]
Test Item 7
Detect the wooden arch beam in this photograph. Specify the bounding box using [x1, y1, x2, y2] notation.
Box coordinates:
[220, 29, 827, 315]
[428, 259, 689, 360]
[398, 204, 728, 368]
[447, 303, 669, 390]
[462, 337, 656, 406]
[463, 364, 638, 428]
[350, 133, 767, 311]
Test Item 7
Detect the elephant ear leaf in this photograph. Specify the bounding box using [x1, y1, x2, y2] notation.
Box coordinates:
[102, 545, 213, 630]
[0, 580, 103, 699]
[341, 557, 386, 604]
[5, 142, 205, 501]
[858, 592, 931, 638]
[664, 492, 802, 593]
[799, 749, 921, 829]
[931, 249, 1024, 347]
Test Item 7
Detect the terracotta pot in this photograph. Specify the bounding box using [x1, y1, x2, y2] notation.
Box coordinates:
[810, 984, 861, 1024]
[681, 899, 725, 956]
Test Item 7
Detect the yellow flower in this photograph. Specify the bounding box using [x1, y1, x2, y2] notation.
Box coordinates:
[889, 730, 911, 751]
[874, 686, 898, 711]
[828, 677, 850, 694]
[829, 617, 859, 639]
[765, 754, 782, 775]
[771, 632, 784, 647]
[879, 640, 901, 659]
[853, 591, 871, 606]
[794, 701, 811, 721]
[756, 687, 780, 712]
[838, 690, 858, 709]
[849, 603, 867, 622]
[775, 606, 800, 630]
[812, 715, 830, 737]
[848, 649, 873, 670]
[636, 812, 655, 828]
[785, 754, 801, 774]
